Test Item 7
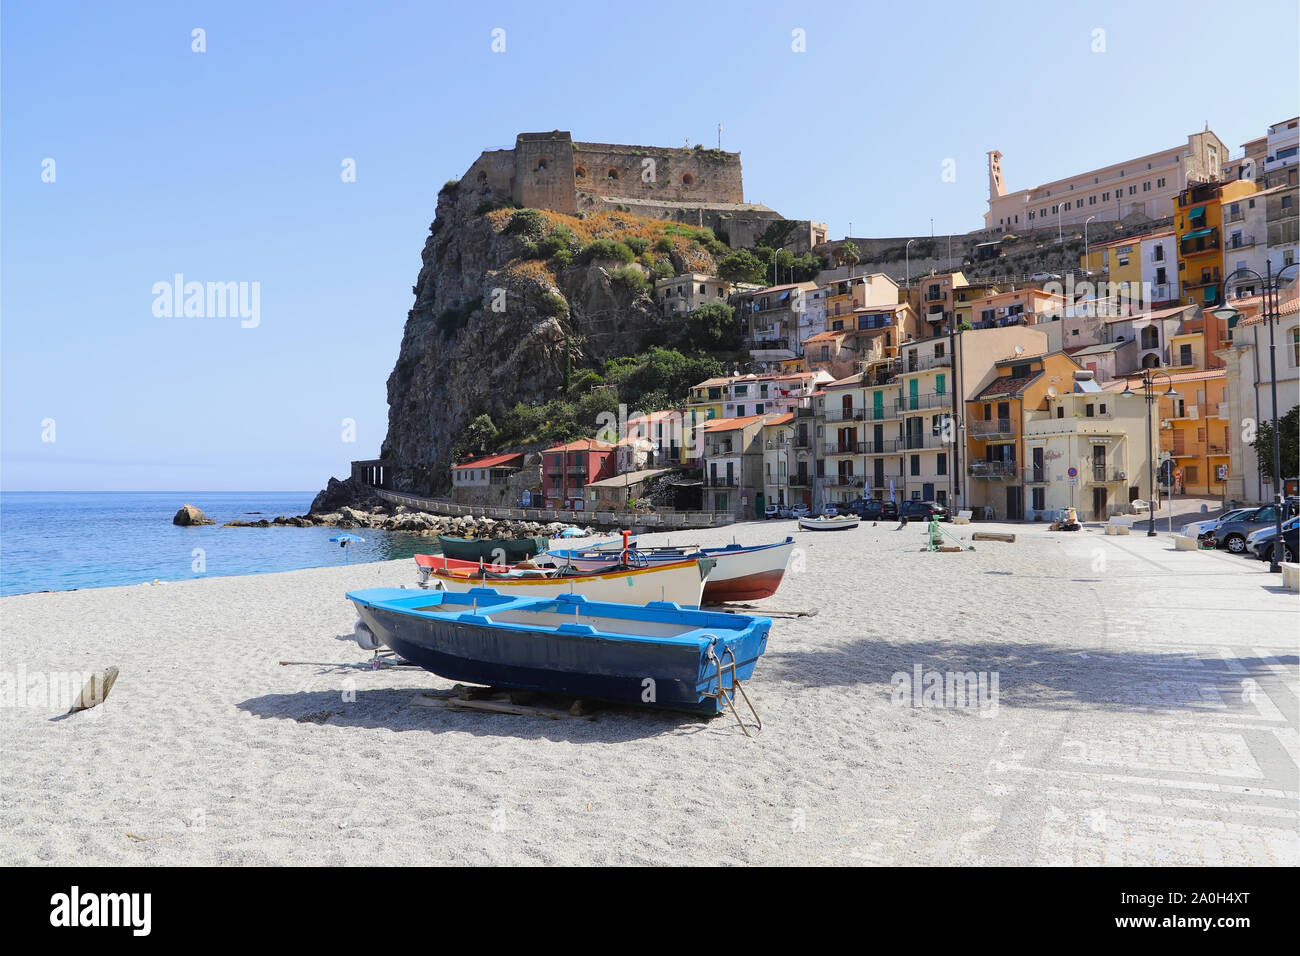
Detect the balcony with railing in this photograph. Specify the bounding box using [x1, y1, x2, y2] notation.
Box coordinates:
[894, 391, 951, 412]
[969, 417, 1016, 439]
[1088, 465, 1128, 483]
[824, 441, 866, 455]
[902, 353, 953, 373]
[1226, 233, 1257, 250]
[1180, 228, 1220, 257]
[903, 432, 949, 451]
[826, 407, 867, 422]
[1022, 466, 1048, 483]
[824, 474, 865, 489]
[788, 474, 810, 487]
[703, 476, 738, 488]
[969, 460, 1017, 479]
[864, 438, 904, 454]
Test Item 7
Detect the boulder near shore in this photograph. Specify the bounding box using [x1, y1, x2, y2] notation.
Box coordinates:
[173, 504, 215, 526]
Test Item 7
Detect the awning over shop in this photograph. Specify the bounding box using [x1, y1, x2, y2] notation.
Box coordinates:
[1186, 204, 1206, 219]
[1181, 228, 1213, 241]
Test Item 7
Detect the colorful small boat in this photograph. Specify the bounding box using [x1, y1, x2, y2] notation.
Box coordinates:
[548, 537, 795, 603]
[798, 514, 860, 531]
[436, 534, 548, 563]
[545, 544, 702, 572]
[415, 553, 509, 584]
[426, 556, 716, 608]
[346, 587, 770, 715]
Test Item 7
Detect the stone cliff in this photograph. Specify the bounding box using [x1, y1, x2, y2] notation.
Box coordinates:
[378, 184, 707, 496]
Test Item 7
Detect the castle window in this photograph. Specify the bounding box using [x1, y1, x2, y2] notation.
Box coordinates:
[574, 166, 586, 179]
[606, 168, 620, 180]
[681, 173, 695, 186]
[536, 157, 549, 171]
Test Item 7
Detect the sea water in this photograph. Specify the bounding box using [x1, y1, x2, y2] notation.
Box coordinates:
[0, 491, 432, 596]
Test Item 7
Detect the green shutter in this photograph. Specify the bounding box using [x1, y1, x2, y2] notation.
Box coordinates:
[935, 373, 946, 395]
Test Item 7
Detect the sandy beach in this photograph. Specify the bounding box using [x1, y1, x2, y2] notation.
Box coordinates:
[2, 519, 1296, 866]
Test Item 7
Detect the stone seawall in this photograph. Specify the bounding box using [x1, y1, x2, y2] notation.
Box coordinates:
[375, 489, 737, 531]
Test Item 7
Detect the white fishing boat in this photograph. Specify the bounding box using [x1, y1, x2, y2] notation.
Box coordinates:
[425, 556, 715, 608]
[798, 514, 860, 531]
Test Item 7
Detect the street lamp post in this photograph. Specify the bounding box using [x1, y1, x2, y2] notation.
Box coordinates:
[1122, 370, 1177, 537]
[1212, 262, 1298, 572]
[905, 238, 918, 287]
[1084, 215, 1097, 277]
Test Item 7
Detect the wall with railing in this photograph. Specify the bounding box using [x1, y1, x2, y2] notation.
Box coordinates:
[374, 489, 737, 530]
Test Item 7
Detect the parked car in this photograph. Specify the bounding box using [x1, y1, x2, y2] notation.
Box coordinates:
[1200, 504, 1286, 554]
[790, 504, 811, 519]
[859, 499, 884, 520]
[1274, 523, 1299, 564]
[1030, 271, 1061, 281]
[822, 504, 839, 517]
[778, 505, 793, 519]
[880, 500, 899, 520]
[764, 503, 781, 520]
[1247, 515, 1300, 560]
[900, 500, 950, 522]
[1181, 508, 1251, 539]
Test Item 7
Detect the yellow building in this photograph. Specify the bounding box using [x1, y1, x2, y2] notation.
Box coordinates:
[1175, 179, 1257, 310]
[964, 350, 1084, 518]
[1105, 369, 1231, 497]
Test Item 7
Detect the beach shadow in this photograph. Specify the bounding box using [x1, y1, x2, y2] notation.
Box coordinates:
[761, 637, 1297, 714]
[236, 687, 719, 742]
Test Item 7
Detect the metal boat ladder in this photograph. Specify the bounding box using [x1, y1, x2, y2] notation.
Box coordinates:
[703, 642, 762, 737]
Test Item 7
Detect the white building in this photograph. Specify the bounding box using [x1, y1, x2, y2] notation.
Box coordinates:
[655, 272, 731, 316]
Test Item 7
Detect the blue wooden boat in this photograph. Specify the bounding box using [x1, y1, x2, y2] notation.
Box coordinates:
[346, 587, 770, 717]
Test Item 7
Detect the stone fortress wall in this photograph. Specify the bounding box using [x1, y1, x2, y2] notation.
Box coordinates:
[459, 131, 819, 250]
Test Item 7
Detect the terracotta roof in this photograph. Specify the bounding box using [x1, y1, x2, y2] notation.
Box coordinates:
[825, 375, 862, 389]
[751, 281, 817, 296]
[1237, 291, 1300, 326]
[451, 451, 524, 470]
[1102, 368, 1228, 391]
[977, 372, 1041, 399]
[764, 413, 794, 426]
[803, 330, 846, 344]
[1101, 303, 1198, 325]
[541, 438, 614, 453]
[699, 414, 768, 432]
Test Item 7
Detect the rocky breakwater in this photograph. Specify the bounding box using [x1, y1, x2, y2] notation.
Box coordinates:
[219, 477, 592, 540]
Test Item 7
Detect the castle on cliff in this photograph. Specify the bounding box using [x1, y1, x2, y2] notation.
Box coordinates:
[461, 131, 826, 252]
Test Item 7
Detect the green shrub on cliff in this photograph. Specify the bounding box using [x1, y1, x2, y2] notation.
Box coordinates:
[624, 236, 650, 255]
[580, 239, 636, 265]
[452, 414, 498, 460]
[504, 208, 548, 241]
[678, 300, 740, 352]
[609, 266, 648, 295]
[602, 347, 725, 411]
[540, 291, 569, 317]
[717, 248, 765, 284]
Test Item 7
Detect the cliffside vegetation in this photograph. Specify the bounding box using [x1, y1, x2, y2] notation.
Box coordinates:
[378, 185, 815, 497]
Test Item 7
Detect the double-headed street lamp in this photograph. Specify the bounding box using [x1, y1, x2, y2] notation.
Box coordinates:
[1212, 262, 1298, 573]
[1122, 370, 1177, 537]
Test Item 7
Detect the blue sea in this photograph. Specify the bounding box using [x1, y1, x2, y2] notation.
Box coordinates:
[0, 492, 435, 597]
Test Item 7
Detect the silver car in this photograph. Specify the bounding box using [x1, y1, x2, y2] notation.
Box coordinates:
[1204, 505, 1285, 554]
[1181, 508, 1250, 539]
[1247, 516, 1300, 559]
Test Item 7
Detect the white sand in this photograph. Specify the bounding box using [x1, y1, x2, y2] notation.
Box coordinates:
[2, 520, 1296, 865]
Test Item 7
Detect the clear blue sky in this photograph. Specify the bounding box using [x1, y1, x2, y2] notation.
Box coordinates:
[3, 0, 1296, 491]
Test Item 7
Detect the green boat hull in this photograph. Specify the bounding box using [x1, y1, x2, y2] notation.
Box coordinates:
[436, 534, 548, 562]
